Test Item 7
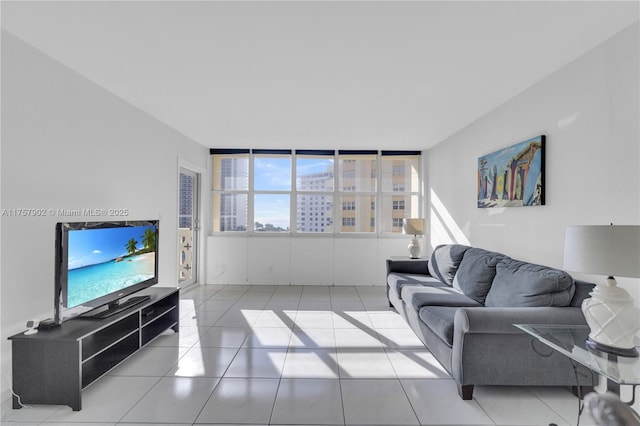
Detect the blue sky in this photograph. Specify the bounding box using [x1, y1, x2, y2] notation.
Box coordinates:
[252, 157, 291, 229]
[252, 157, 334, 228]
[254, 157, 291, 191]
[68, 225, 155, 269]
[296, 158, 334, 176]
[253, 157, 334, 191]
[254, 194, 290, 229]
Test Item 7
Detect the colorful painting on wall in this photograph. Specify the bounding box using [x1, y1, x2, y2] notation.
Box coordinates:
[477, 135, 545, 208]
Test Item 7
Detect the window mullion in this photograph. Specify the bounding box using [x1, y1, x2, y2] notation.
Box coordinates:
[419, 154, 424, 218]
[332, 151, 342, 236]
[248, 152, 255, 234]
[376, 152, 382, 236]
[291, 153, 297, 235]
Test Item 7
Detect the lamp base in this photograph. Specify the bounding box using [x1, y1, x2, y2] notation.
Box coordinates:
[585, 337, 639, 358]
[582, 276, 640, 354]
[408, 236, 421, 259]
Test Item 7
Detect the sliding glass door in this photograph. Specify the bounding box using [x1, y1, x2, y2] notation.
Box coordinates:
[178, 167, 200, 286]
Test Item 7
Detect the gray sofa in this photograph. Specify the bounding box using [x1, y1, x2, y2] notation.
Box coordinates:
[386, 244, 596, 400]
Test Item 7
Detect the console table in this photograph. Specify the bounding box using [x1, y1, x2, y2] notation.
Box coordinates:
[515, 324, 640, 401]
[9, 287, 179, 411]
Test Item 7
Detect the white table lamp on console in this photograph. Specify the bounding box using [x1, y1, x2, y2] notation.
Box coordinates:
[403, 218, 426, 259]
[563, 224, 640, 357]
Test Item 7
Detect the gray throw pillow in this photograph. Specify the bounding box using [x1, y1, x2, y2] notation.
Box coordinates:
[485, 258, 575, 307]
[427, 244, 470, 286]
[452, 248, 508, 304]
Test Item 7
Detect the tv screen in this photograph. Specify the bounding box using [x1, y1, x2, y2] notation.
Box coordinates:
[55, 220, 159, 323]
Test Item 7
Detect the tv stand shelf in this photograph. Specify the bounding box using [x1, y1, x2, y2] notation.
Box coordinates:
[8, 287, 179, 411]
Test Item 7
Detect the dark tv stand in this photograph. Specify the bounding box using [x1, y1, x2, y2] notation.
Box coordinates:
[8, 287, 179, 411]
[85, 295, 151, 319]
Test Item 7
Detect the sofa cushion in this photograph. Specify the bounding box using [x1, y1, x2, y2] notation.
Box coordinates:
[452, 248, 509, 304]
[388, 273, 444, 289]
[387, 273, 445, 301]
[485, 259, 575, 307]
[418, 306, 461, 347]
[401, 285, 481, 311]
[427, 244, 471, 286]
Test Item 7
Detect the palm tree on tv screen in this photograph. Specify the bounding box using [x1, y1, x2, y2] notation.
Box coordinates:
[141, 227, 156, 251]
[125, 238, 138, 255]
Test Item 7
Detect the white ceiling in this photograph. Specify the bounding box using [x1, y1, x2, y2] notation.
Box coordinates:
[2, 1, 638, 150]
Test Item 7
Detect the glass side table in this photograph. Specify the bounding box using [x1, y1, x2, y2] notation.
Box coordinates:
[515, 324, 640, 404]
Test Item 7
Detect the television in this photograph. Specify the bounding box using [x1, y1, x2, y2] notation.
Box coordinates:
[54, 220, 159, 324]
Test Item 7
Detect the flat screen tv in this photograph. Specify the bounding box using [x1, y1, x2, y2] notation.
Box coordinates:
[55, 220, 159, 324]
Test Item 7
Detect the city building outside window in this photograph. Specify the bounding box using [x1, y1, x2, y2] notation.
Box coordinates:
[211, 150, 249, 232]
[338, 151, 377, 233]
[342, 201, 356, 210]
[381, 153, 421, 233]
[296, 151, 334, 233]
[392, 200, 405, 210]
[342, 217, 356, 227]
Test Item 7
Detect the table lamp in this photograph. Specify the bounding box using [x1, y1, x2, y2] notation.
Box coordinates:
[562, 225, 640, 357]
[403, 218, 425, 259]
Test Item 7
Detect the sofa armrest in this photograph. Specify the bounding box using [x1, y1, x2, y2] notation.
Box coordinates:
[450, 306, 593, 392]
[454, 306, 587, 335]
[386, 259, 430, 276]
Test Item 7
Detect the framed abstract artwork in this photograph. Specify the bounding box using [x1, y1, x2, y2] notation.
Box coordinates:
[477, 135, 545, 208]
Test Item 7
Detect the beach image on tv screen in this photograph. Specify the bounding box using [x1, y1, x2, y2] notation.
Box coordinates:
[67, 225, 156, 308]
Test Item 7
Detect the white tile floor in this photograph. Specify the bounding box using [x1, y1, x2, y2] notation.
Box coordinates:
[1, 284, 597, 425]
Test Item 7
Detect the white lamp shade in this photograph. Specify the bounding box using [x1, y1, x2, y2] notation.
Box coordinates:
[403, 218, 425, 235]
[563, 225, 640, 278]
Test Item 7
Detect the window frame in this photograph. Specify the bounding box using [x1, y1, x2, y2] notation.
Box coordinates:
[211, 149, 422, 236]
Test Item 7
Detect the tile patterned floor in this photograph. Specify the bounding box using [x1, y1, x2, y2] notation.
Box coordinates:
[1, 284, 597, 425]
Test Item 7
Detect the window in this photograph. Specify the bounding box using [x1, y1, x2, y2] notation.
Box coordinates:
[211, 149, 421, 235]
[338, 152, 377, 233]
[253, 151, 291, 232]
[296, 151, 334, 233]
[338, 152, 376, 192]
[212, 151, 249, 232]
[381, 153, 421, 233]
[343, 201, 356, 210]
[342, 217, 355, 227]
[254, 194, 290, 232]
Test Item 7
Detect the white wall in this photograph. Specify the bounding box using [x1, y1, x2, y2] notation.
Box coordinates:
[426, 23, 639, 301]
[0, 31, 209, 401]
[207, 235, 414, 286]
